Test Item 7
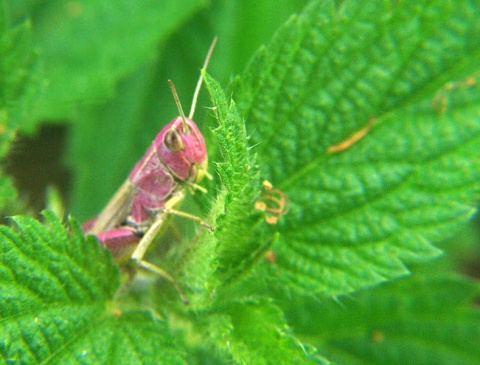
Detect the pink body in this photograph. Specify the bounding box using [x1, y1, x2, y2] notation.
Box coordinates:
[128, 117, 207, 224]
[83, 116, 208, 261]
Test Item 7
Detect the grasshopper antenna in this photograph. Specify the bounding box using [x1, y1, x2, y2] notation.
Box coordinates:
[189, 36, 218, 119]
[168, 80, 188, 133]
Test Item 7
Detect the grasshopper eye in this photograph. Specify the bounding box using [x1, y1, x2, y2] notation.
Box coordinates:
[164, 129, 184, 152]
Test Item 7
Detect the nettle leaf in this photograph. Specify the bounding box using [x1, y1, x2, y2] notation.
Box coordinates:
[232, 0, 480, 296]
[29, 0, 205, 121]
[0, 211, 186, 364]
[203, 299, 324, 365]
[204, 73, 264, 273]
[286, 274, 480, 365]
[179, 72, 264, 304]
[180, 75, 324, 364]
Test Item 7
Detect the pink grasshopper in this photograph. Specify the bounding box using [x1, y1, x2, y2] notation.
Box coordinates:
[83, 38, 217, 303]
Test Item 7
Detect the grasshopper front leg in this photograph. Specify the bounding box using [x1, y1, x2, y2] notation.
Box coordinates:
[131, 212, 189, 304]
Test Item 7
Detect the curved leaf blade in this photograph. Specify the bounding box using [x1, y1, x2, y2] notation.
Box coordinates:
[0, 212, 186, 364]
[233, 0, 480, 295]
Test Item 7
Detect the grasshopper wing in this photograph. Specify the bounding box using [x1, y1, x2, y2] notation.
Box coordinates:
[88, 180, 137, 234]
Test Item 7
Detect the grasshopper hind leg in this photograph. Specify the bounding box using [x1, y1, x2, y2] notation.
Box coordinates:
[128, 190, 214, 304]
[133, 259, 189, 305]
[130, 212, 190, 304]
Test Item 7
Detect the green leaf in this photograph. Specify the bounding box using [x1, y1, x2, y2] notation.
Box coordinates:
[0, 7, 44, 130]
[178, 72, 264, 304]
[232, 0, 480, 296]
[203, 299, 324, 365]
[0, 211, 186, 364]
[204, 72, 263, 268]
[29, 0, 205, 121]
[286, 274, 480, 365]
[49, 311, 187, 365]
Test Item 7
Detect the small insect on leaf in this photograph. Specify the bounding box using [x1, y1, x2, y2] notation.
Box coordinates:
[327, 116, 375, 153]
[254, 180, 288, 224]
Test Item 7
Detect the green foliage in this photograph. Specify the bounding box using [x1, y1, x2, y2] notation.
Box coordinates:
[233, 0, 480, 296]
[202, 298, 322, 365]
[178, 72, 264, 305]
[0, 212, 187, 364]
[1, 0, 480, 364]
[203, 72, 264, 279]
[286, 273, 480, 365]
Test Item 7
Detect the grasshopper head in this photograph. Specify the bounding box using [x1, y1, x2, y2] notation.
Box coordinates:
[155, 116, 208, 183]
